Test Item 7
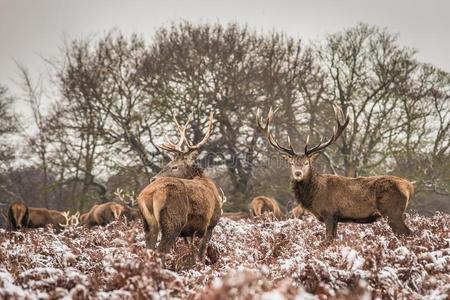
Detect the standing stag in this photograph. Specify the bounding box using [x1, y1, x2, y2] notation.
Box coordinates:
[257, 105, 413, 239]
[137, 112, 223, 261]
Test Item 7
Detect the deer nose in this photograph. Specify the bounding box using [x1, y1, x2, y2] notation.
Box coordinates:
[294, 171, 302, 178]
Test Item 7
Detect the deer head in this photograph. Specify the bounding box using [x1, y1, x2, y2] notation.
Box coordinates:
[152, 112, 214, 181]
[256, 105, 349, 182]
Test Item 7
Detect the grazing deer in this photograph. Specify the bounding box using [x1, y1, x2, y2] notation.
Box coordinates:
[137, 112, 223, 261]
[8, 202, 74, 232]
[81, 202, 125, 228]
[249, 196, 284, 220]
[256, 105, 413, 239]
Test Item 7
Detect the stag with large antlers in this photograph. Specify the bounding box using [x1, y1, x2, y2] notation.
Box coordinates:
[7, 202, 76, 232]
[257, 105, 413, 239]
[137, 112, 223, 262]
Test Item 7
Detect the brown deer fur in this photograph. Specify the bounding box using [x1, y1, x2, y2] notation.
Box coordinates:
[290, 205, 306, 219]
[138, 174, 222, 259]
[249, 196, 284, 220]
[80, 213, 88, 223]
[8, 202, 69, 232]
[138, 112, 223, 261]
[257, 105, 413, 239]
[81, 202, 125, 227]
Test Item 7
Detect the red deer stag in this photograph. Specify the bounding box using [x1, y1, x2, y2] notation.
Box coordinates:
[81, 202, 125, 228]
[249, 196, 284, 220]
[8, 202, 73, 232]
[137, 112, 223, 261]
[256, 105, 413, 239]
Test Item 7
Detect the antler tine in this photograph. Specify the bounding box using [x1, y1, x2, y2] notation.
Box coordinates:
[304, 104, 350, 156]
[60, 211, 71, 228]
[69, 212, 80, 226]
[129, 191, 137, 207]
[159, 112, 196, 154]
[182, 112, 214, 150]
[114, 188, 124, 202]
[256, 107, 297, 157]
[218, 187, 227, 204]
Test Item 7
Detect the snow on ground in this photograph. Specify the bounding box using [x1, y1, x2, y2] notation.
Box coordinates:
[0, 213, 449, 299]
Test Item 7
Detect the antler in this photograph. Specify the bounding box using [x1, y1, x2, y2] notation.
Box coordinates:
[218, 187, 227, 206]
[114, 188, 137, 207]
[159, 112, 193, 154]
[59, 211, 71, 228]
[304, 104, 349, 156]
[159, 112, 214, 155]
[256, 107, 298, 157]
[70, 212, 80, 226]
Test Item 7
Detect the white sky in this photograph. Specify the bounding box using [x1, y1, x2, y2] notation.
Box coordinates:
[0, 0, 449, 100]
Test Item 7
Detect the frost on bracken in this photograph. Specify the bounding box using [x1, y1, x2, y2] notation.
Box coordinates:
[0, 213, 449, 299]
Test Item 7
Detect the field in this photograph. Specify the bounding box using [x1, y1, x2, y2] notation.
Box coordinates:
[0, 213, 449, 299]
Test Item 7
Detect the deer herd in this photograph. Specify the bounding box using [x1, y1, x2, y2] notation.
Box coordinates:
[3, 105, 414, 263]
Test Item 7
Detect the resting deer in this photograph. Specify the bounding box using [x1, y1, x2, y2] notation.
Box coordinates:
[80, 202, 126, 228]
[249, 196, 284, 220]
[257, 105, 413, 239]
[137, 112, 223, 261]
[8, 202, 76, 232]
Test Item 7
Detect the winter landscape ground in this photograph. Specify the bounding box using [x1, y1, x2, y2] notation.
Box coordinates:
[0, 213, 449, 299]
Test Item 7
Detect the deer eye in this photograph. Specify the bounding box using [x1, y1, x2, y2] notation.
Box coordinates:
[171, 166, 178, 170]
[304, 161, 309, 166]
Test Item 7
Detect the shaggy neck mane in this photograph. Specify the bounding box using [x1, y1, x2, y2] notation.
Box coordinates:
[291, 172, 318, 209]
[190, 164, 204, 179]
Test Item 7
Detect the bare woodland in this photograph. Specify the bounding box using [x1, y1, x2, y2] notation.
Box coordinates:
[0, 22, 449, 215]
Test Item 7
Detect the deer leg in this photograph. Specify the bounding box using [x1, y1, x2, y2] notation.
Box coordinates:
[332, 221, 338, 237]
[324, 214, 337, 240]
[157, 212, 183, 253]
[142, 215, 158, 250]
[378, 194, 411, 236]
[198, 227, 213, 263]
[158, 234, 179, 253]
[386, 215, 411, 235]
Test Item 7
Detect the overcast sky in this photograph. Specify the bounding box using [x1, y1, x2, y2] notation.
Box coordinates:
[1, 0, 449, 96]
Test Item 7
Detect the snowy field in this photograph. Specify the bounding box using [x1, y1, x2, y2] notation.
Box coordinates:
[0, 214, 449, 299]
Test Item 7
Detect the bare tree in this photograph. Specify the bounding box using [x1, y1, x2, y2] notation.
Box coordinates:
[316, 24, 422, 177]
[0, 85, 17, 168]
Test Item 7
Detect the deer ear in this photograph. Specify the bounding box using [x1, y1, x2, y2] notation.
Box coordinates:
[308, 152, 320, 162]
[185, 150, 199, 164]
